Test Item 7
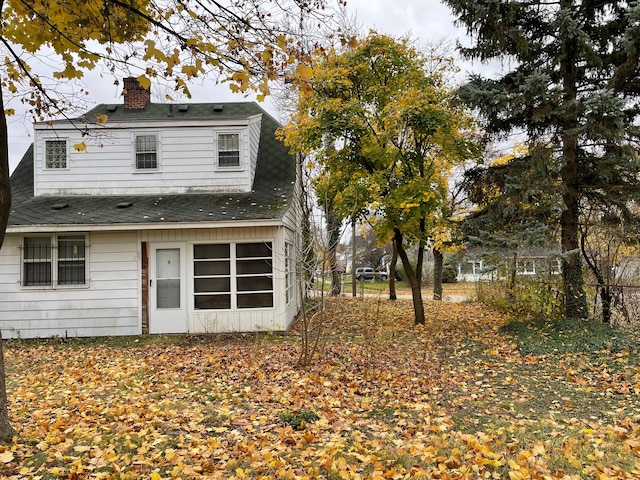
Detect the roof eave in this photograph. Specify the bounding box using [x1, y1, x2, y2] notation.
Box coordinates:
[6, 218, 286, 234]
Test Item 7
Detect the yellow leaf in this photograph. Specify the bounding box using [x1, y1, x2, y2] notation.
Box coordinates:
[137, 75, 151, 90]
[4, 108, 15, 116]
[296, 64, 314, 82]
[277, 35, 288, 51]
[95, 114, 108, 125]
[0, 450, 14, 463]
[73, 142, 87, 152]
[150, 472, 161, 480]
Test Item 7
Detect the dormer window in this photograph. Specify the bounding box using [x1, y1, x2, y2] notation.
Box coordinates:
[45, 139, 67, 169]
[217, 133, 240, 168]
[135, 134, 158, 170]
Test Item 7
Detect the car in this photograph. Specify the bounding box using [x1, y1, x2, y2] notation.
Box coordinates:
[375, 270, 388, 281]
[355, 267, 375, 281]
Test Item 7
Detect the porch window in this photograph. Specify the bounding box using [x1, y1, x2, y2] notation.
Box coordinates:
[193, 242, 273, 310]
[45, 140, 67, 169]
[135, 134, 158, 170]
[217, 133, 240, 167]
[22, 235, 87, 287]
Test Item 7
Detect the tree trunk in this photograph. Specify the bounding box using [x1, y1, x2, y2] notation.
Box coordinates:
[389, 240, 398, 301]
[600, 287, 612, 324]
[416, 219, 426, 284]
[508, 252, 518, 299]
[0, 331, 15, 443]
[0, 89, 16, 443]
[394, 229, 425, 324]
[432, 247, 443, 301]
[326, 211, 342, 295]
[560, 7, 588, 320]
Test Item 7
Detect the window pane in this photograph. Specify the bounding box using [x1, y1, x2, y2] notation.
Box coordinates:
[195, 295, 231, 310]
[219, 134, 239, 150]
[237, 258, 272, 275]
[24, 263, 52, 286]
[157, 249, 180, 278]
[24, 237, 52, 286]
[45, 140, 67, 169]
[135, 135, 157, 169]
[24, 237, 52, 260]
[218, 151, 240, 167]
[194, 277, 230, 293]
[194, 261, 230, 276]
[237, 276, 273, 291]
[58, 261, 86, 285]
[237, 293, 273, 308]
[58, 236, 85, 259]
[194, 244, 230, 259]
[157, 279, 180, 308]
[236, 242, 272, 258]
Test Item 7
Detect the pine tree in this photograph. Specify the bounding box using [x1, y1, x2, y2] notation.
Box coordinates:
[445, 0, 640, 319]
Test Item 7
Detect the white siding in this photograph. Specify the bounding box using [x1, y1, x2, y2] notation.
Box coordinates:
[248, 117, 261, 186]
[33, 119, 262, 196]
[0, 222, 299, 339]
[0, 232, 140, 339]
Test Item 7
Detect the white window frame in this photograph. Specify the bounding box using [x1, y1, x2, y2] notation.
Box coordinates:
[285, 242, 296, 304]
[518, 260, 537, 275]
[21, 234, 89, 289]
[133, 133, 160, 172]
[44, 139, 69, 170]
[215, 131, 243, 170]
[193, 241, 274, 310]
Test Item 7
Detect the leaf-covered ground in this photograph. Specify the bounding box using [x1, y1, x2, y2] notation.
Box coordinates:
[2, 298, 640, 479]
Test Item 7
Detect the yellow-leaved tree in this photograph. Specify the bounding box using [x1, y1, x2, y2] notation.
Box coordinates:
[0, 0, 342, 442]
[281, 33, 483, 325]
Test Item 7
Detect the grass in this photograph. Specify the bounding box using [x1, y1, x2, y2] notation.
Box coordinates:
[315, 278, 478, 299]
[2, 297, 640, 479]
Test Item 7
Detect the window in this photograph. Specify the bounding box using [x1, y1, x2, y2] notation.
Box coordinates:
[22, 235, 87, 287]
[135, 134, 158, 169]
[217, 133, 240, 167]
[194, 242, 273, 310]
[45, 140, 67, 169]
[285, 242, 295, 304]
[518, 260, 536, 275]
[23, 237, 52, 286]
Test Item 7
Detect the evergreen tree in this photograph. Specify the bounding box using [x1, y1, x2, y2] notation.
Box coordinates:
[445, 0, 640, 319]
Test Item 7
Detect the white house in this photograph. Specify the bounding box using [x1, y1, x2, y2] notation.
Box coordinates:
[0, 78, 301, 339]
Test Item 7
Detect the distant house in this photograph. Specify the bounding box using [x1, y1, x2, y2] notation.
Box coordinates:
[457, 252, 562, 282]
[0, 78, 301, 339]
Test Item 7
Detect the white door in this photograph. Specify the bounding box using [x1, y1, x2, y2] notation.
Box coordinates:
[149, 243, 188, 334]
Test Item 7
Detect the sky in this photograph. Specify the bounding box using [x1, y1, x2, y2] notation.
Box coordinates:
[6, 0, 481, 173]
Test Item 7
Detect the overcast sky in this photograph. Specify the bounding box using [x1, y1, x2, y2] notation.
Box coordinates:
[6, 0, 480, 172]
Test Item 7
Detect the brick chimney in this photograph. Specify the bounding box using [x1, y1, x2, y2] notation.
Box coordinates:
[123, 77, 150, 110]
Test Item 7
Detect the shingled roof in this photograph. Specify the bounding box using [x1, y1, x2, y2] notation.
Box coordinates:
[8, 102, 296, 228]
